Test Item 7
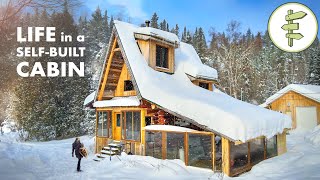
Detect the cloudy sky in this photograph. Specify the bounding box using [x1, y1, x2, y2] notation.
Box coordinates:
[81, 0, 319, 37]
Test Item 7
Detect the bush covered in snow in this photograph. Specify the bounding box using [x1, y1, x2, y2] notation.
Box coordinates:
[305, 125, 320, 146]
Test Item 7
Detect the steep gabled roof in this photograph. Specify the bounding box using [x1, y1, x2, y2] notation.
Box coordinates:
[114, 21, 291, 141]
[264, 84, 320, 105]
[89, 21, 291, 142]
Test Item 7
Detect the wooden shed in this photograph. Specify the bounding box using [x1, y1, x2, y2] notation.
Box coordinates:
[84, 20, 291, 177]
[262, 84, 320, 130]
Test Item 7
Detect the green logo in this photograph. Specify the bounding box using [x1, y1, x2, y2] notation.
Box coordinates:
[268, 3, 318, 53]
[282, 10, 307, 47]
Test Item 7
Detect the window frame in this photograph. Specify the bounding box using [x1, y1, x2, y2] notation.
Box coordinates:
[155, 44, 169, 69]
[124, 80, 134, 91]
[121, 110, 141, 142]
[96, 111, 112, 138]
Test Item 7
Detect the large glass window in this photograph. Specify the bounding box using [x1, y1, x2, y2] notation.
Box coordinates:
[133, 112, 140, 140]
[97, 112, 103, 136]
[122, 111, 141, 141]
[156, 45, 168, 68]
[146, 131, 162, 159]
[188, 134, 212, 169]
[167, 133, 185, 162]
[266, 136, 277, 158]
[250, 138, 265, 165]
[230, 142, 249, 174]
[215, 136, 222, 171]
[102, 113, 108, 136]
[97, 111, 112, 137]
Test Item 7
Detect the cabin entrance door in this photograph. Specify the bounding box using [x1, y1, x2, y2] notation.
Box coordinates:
[113, 113, 122, 140]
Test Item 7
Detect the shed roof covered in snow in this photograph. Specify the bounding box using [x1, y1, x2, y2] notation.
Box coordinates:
[88, 21, 291, 142]
[264, 84, 320, 105]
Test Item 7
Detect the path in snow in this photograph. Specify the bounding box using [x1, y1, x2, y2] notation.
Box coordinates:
[0, 127, 320, 180]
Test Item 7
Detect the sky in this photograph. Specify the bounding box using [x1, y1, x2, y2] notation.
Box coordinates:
[81, 0, 319, 38]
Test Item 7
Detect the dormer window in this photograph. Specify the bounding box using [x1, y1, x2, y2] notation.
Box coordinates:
[156, 45, 168, 69]
[135, 33, 175, 74]
[199, 82, 209, 90]
[124, 80, 134, 91]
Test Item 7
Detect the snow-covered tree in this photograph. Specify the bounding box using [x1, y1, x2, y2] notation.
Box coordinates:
[150, 13, 159, 28]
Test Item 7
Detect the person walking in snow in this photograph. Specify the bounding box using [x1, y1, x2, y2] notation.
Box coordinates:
[72, 137, 83, 172]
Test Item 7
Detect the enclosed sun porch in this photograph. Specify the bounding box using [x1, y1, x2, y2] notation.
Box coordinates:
[94, 107, 287, 177]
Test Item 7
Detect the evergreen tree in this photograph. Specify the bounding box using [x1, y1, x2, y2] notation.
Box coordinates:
[308, 41, 320, 85]
[160, 19, 167, 31]
[103, 10, 109, 41]
[174, 24, 179, 37]
[150, 12, 159, 28]
[193, 27, 207, 62]
[181, 26, 187, 42]
[185, 30, 193, 44]
[14, 3, 91, 140]
[109, 15, 114, 34]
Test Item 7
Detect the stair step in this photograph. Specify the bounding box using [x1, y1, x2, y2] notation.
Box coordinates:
[101, 150, 116, 155]
[108, 143, 121, 147]
[103, 147, 120, 151]
[97, 154, 109, 158]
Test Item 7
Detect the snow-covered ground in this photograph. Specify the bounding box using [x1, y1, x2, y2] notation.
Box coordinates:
[1, 127, 320, 180]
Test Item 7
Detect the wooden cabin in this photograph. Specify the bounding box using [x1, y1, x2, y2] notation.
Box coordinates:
[262, 84, 320, 130]
[84, 21, 291, 176]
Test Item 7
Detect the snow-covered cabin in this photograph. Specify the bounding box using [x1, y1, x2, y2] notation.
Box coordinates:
[84, 21, 291, 176]
[262, 84, 320, 130]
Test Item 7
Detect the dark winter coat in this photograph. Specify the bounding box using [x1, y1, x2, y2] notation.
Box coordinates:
[72, 141, 82, 159]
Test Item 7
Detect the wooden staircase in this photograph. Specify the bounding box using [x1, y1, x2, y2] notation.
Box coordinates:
[93, 140, 123, 162]
[101, 51, 125, 100]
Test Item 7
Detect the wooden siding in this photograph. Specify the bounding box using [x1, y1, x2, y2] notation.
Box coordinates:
[270, 90, 320, 129]
[137, 39, 175, 74]
[277, 130, 287, 155]
[114, 64, 137, 97]
[95, 137, 108, 153]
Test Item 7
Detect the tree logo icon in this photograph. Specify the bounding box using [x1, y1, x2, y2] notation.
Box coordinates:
[268, 3, 318, 52]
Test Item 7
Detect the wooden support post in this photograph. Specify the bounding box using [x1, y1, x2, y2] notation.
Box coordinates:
[263, 138, 267, 160]
[277, 130, 287, 155]
[212, 133, 215, 171]
[222, 137, 231, 176]
[184, 132, 189, 166]
[248, 142, 251, 166]
[141, 109, 146, 143]
[162, 132, 167, 159]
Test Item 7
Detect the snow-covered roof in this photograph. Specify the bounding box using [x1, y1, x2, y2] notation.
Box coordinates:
[94, 96, 140, 108]
[144, 125, 196, 133]
[111, 21, 291, 142]
[135, 27, 180, 43]
[178, 43, 218, 80]
[264, 84, 320, 105]
[83, 91, 96, 106]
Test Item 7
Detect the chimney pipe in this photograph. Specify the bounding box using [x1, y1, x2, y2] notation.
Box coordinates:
[145, 20, 150, 27]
